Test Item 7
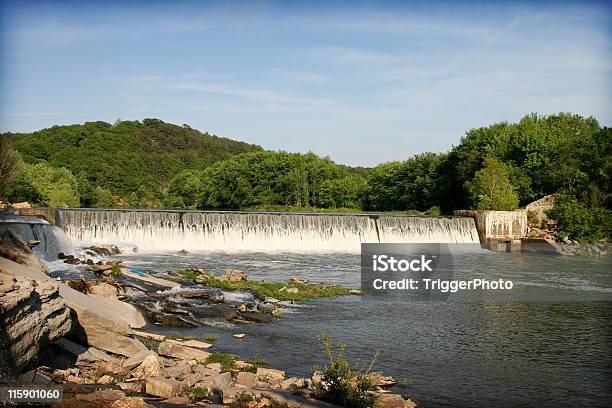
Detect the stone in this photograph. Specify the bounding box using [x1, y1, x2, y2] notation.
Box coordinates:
[121, 269, 179, 288]
[11, 201, 31, 209]
[117, 382, 144, 393]
[0, 260, 71, 373]
[0, 229, 49, 274]
[235, 360, 253, 370]
[376, 393, 410, 408]
[158, 340, 211, 362]
[205, 363, 222, 373]
[88, 244, 121, 256]
[233, 333, 246, 339]
[256, 368, 285, 381]
[167, 339, 213, 349]
[129, 330, 166, 342]
[87, 281, 120, 298]
[281, 377, 306, 390]
[110, 397, 154, 408]
[218, 386, 258, 405]
[97, 374, 115, 384]
[218, 268, 248, 282]
[235, 371, 258, 388]
[122, 350, 156, 370]
[286, 287, 299, 294]
[75, 389, 126, 403]
[132, 354, 165, 379]
[164, 362, 192, 379]
[196, 372, 231, 390]
[164, 396, 190, 404]
[145, 376, 184, 399]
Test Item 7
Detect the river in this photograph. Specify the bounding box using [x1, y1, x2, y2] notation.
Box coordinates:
[53, 249, 611, 408]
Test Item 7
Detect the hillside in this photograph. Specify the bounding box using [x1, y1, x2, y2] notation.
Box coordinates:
[7, 119, 262, 196]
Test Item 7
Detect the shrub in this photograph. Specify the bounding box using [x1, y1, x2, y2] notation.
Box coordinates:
[206, 352, 238, 371]
[312, 334, 378, 408]
[547, 196, 610, 243]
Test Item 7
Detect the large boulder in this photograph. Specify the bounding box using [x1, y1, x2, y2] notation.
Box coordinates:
[157, 341, 211, 362]
[0, 263, 71, 378]
[0, 230, 48, 274]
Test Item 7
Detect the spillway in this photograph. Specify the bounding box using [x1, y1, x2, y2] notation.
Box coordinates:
[58, 209, 480, 252]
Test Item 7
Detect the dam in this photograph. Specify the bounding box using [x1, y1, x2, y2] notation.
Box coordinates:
[49, 209, 481, 252]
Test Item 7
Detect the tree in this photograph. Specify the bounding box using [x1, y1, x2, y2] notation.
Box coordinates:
[466, 156, 519, 210]
[0, 137, 25, 202]
[16, 162, 80, 207]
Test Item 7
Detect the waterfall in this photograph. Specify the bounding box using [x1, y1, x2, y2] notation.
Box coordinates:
[58, 209, 480, 252]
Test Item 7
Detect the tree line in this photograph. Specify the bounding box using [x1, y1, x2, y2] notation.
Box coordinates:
[1, 113, 610, 242]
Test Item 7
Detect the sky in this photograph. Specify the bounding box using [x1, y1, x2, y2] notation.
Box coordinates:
[0, 0, 610, 167]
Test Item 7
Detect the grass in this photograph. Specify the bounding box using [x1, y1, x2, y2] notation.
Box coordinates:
[204, 333, 217, 342]
[229, 393, 289, 408]
[184, 386, 210, 402]
[206, 352, 238, 371]
[176, 269, 200, 280]
[196, 277, 353, 302]
[110, 263, 122, 276]
[135, 336, 158, 351]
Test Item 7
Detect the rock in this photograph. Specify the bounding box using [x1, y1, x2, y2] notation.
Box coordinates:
[238, 304, 247, 312]
[196, 372, 231, 390]
[376, 393, 415, 408]
[218, 386, 257, 405]
[132, 354, 165, 379]
[18, 370, 52, 384]
[163, 362, 192, 379]
[122, 350, 156, 370]
[206, 363, 222, 373]
[147, 310, 198, 327]
[349, 289, 362, 295]
[370, 372, 396, 388]
[286, 287, 299, 294]
[235, 371, 258, 388]
[87, 281, 120, 298]
[0, 229, 49, 274]
[158, 341, 211, 362]
[256, 368, 285, 381]
[177, 249, 189, 255]
[88, 244, 121, 256]
[75, 389, 126, 403]
[281, 377, 306, 390]
[117, 382, 144, 393]
[121, 269, 179, 288]
[218, 268, 248, 282]
[237, 311, 273, 323]
[164, 396, 190, 404]
[110, 397, 154, 408]
[97, 374, 115, 384]
[180, 339, 213, 349]
[145, 376, 184, 399]
[11, 201, 31, 209]
[129, 330, 166, 342]
[0, 260, 71, 375]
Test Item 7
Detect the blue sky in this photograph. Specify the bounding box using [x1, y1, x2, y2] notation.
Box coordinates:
[1, 0, 610, 166]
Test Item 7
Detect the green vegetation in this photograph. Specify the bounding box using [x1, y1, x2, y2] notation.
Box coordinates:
[110, 264, 122, 277]
[5, 119, 261, 207]
[312, 334, 379, 408]
[195, 151, 365, 210]
[206, 352, 238, 371]
[547, 194, 611, 243]
[230, 393, 289, 408]
[466, 156, 519, 210]
[204, 333, 217, 343]
[196, 276, 353, 301]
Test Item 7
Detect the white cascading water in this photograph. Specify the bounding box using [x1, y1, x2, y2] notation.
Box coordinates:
[58, 209, 480, 252]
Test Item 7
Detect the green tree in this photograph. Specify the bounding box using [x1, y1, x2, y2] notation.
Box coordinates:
[466, 156, 519, 210]
[94, 186, 116, 208]
[16, 162, 80, 207]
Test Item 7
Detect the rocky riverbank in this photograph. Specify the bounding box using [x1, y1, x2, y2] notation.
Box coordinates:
[0, 232, 417, 408]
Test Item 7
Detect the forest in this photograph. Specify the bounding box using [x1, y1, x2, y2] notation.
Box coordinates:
[1, 113, 610, 242]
